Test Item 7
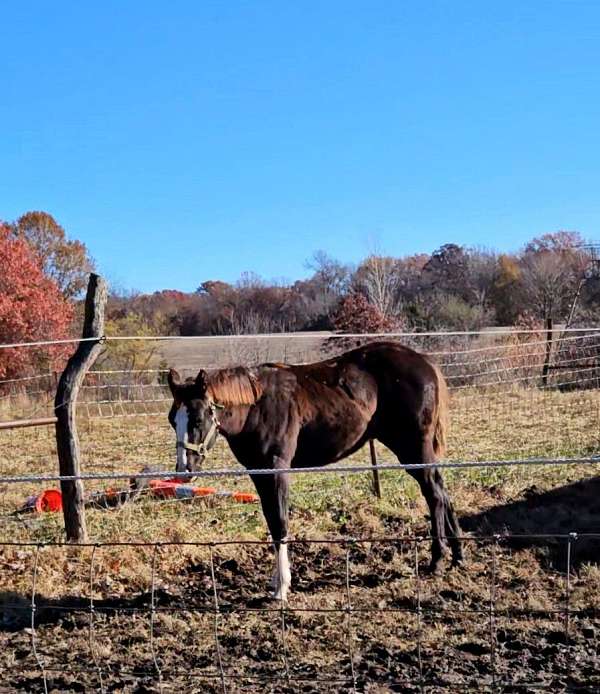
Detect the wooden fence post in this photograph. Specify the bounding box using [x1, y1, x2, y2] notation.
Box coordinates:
[55, 273, 108, 542]
[541, 317, 553, 387]
[369, 439, 382, 499]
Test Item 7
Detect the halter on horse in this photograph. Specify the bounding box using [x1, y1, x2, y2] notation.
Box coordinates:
[168, 377, 222, 474]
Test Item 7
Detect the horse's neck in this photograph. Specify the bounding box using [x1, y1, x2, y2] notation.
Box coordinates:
[217, 404, 251, 438]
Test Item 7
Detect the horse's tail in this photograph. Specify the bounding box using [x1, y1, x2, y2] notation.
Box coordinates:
[429, 360, 449, 458]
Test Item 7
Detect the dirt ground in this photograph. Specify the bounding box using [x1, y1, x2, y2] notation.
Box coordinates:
[1, 475, 600, 693]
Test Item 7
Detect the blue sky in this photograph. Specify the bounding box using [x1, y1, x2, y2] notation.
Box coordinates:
[1, 1, 599, 293]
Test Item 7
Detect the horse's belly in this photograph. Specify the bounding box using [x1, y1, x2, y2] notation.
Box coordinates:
[293, 416, 370, 467]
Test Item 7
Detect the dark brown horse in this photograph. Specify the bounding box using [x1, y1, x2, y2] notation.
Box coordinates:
[167, 341, 463, 600]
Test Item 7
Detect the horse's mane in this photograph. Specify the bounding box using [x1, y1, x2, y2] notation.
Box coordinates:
[207, 367, 263, 406]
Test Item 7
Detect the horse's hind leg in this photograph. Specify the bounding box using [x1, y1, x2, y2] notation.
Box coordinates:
[409, 467, 446, 573]
[420, 465, 463, 568]
[386, 438, 461, 572]
[441, 476, 463, 567]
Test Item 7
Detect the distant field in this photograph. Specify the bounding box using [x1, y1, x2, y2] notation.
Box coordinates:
[157, 332, 333, 373]
[155, 329, 538, 371]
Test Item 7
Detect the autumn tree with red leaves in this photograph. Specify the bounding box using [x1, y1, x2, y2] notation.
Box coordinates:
[332, 293, 397, 333]
[0, 225, 74, 379]
[12, 211, 95, 299]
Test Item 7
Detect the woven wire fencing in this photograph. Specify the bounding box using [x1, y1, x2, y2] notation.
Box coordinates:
[2, 534, 600, 692]
[1, 329, 599, 691]
[2, 328, 599, 483]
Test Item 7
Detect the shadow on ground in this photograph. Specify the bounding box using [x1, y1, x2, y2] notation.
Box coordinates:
[460, 475, 600, 570]
[0, 588, 179, 632]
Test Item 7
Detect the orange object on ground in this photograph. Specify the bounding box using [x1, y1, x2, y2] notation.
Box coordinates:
[34, 489, 63, 513]
[20, 479, 258, 514]
[148, 480, 180, 498]
[193, 487, 217, 497]
[231, 491, 259, 503]
[147, 479, 257, 503]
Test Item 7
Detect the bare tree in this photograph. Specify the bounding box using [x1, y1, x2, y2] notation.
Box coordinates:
[465, 248, 498, 309]
[520, 233, 588, 323]
[305, 250, 351, 297]
[301, 250, 352, 324]
[352, 255, 402, 319]
[520, 251, 577, 322]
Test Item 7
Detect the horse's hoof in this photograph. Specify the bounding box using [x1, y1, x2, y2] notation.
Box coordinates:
[426, 560, 443, 576]
[450, 557, 465, 570]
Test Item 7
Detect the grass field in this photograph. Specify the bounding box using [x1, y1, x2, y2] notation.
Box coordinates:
[1, 375, 599, 691]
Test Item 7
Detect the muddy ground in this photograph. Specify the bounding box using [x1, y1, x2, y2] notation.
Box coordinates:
[2, 477, 600, 693]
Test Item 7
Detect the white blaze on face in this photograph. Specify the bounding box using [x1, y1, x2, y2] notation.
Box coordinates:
[175, 405, 189, 472]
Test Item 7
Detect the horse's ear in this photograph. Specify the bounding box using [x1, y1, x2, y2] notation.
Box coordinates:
[195, 369, 208, 392]
[167, 368, 181, 396]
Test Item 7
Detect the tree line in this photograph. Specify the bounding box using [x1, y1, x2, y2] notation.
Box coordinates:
[1, 210, 599, 379]
[109, 233, 600, 337]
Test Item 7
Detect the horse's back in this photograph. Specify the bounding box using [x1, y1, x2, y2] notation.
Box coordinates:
[336, 340, 437, 393]
[264, 341, 437, 410]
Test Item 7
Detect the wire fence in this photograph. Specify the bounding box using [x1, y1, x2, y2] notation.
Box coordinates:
[2, 534, 600, 691]
[2, 328, 599, 487]
[1, 329, 599, 690]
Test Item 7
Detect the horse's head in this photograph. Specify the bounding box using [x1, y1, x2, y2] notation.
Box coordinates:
[167, 368, 220, 475]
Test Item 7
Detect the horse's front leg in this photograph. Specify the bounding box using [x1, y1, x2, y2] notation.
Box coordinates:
[270, 455, 291, 601]
[271, 539, 291, 601]
[252, 455, 291, 601]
